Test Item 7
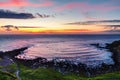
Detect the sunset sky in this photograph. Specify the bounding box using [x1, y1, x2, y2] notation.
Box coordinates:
[0, 0, 120, 34]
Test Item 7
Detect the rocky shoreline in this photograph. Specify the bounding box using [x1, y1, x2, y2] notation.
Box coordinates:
[0, 40, 120, 77]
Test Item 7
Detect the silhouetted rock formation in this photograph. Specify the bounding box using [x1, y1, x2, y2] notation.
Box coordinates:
[90, 43, 105, 49]
[0, 51, 4, 58]
[0, 47, 47, 68]
[106, 40, 120, 65]
[14, 57, 47, 67]
[4, 47, 28, 58]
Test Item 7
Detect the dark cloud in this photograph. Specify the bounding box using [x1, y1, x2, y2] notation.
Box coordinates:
[65, 20, 120, 25]
[105, 30, 120, 32]
[103, 25, 120, 30]
[36, 13, 54, 18]
[1, 25, 19, 31]
[103, 30, 120, 33]
[19, 26, 44, 28]
[1, 25, 43, 31]
[65, 20, 120, 31]
[0, 9, 35, 19]
[0, 9, 54, 19]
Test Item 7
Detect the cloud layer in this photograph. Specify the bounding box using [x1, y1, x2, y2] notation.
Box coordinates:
[65, 20, 120, 30]
[36, 13, 54, 18]
[56, 2, 120, 12]
[0, 9, 54, 19]
[103, 25, 120, 30]
[1, 25, 18, 31]
[0, 0, 54, 7]
[65, 20, 120, 25]
[1, 25, 43, 31]
[0, 9, 35, 19]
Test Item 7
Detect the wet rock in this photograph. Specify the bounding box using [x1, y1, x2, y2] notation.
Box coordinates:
[0, 51, 3, 53]
[15, 57, 47, 68]
[0, 56, 13, 67]
[106, 40, 120, 65]
[106, 40, 120, 49]
[90, 43, 105, 49]
[4, 47, 28, 58]
[0, 51, 4, 58]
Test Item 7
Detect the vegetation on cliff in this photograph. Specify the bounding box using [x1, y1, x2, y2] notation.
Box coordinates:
[0, 64, 120, 80]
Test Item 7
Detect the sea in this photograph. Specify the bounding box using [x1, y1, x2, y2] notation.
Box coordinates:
[0, 34, 120, 67]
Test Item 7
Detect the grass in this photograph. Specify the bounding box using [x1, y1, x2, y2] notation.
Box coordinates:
[19, 65, 120, 80]
[19, 65, 64, 80]
[0, 63, 120, 80]
[64, 72, 120, 80]
[0, 70, 17, 80]
[0, 63, 17, 80]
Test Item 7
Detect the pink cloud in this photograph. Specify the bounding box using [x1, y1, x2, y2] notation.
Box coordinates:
[56, 2, 87, 11]
[56, 2, 120, 12]
[0, 0, 54, 7]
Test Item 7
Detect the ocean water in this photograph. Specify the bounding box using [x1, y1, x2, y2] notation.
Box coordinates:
[0, 34, 120, 67]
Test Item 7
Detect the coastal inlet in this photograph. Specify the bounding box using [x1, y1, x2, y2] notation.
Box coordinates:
[0, 34, 120, 67]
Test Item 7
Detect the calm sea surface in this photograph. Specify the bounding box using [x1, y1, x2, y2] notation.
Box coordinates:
[0, 34, 120, 67]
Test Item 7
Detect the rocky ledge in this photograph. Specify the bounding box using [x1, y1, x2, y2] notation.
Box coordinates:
[0, 40, 120, 77]
[106, 40, 120, 65]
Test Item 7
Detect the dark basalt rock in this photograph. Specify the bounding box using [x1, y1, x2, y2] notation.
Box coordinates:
[0, 51, 4, 58]
[106, 40, 120, 49]
[0, 56, 13, 67]
[14, 57, 47, 68]
[4, 47, 28, 57]
[40, 60, 87, 76]
[1, 47, 47, 68]
[90, 43, 105, 49]
[105, 40, 120, 65]
[0, 51, 3, 53]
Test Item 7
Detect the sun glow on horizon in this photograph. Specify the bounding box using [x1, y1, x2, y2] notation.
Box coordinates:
[0, 24, 106, 34]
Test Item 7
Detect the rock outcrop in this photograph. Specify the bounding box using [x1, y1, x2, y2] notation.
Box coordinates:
[106, 40, 120, 65]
